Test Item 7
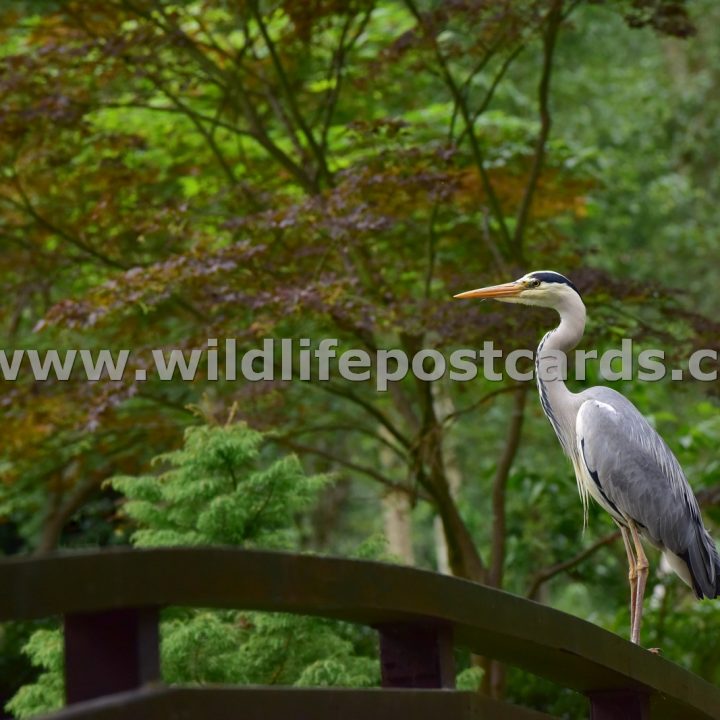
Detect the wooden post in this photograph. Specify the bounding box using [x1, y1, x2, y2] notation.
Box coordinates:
[376, 623, 455, 689]
[64, 607, 160, 704]
[587, 689, 650, 720]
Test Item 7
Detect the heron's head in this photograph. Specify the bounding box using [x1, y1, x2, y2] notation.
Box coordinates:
[454, 270, 581, 308]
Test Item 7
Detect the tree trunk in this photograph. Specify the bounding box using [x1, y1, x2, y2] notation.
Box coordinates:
[36, 468, 98, 554]
[431, 480, 486, 582]
[431, 385, 463, 574]
[382, 489, 415, 564]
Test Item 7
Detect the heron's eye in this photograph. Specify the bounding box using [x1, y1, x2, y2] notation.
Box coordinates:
[527, 279, 541, 288]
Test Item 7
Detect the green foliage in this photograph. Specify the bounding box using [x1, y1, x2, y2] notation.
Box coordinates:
[3, 1, 720, 717]
[4, 631, 63, 720]
[455, 666, 484, 691]
[6, 424, 379, 718]
[112, 423, 326, 549]
[159, 610, 378, 688]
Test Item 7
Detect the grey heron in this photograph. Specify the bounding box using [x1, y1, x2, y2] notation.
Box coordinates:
[455, 270, 720, 645]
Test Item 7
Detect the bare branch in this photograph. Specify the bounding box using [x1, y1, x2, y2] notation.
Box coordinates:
[488, 385, 527, 588]
[512, 0, 563, 259]
[526, 530, 620, 600]
[273, 437, 424, 499]
[119, 0, 319, 193]
[101, 100, 256, 141]
[249, 0, 331, 187]
[275, 422, 407, 462]
[441, 384, 519, 427]
[465, 41, 527, 133]
[1, 182, 128, 271]
[313, 381, 413, 451]
[147, 74, 240, 187]
[319, 8, 373, 156]
[424, 200, 440, 299]
[402, 0, 513, 251]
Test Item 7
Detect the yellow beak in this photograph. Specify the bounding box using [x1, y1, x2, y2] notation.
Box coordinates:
[453, 282, 523, 300]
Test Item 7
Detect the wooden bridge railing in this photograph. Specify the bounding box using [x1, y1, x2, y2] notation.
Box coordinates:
[1, 547, 719, 720]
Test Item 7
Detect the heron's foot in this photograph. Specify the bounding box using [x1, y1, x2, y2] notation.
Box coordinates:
[647, 647, 661, 655]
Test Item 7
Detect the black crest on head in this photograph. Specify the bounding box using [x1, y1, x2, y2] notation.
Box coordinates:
[528, 271, 580, 296]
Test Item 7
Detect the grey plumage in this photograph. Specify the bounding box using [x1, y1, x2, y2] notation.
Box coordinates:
[455, 269, 720, 644]
[576, 387, 720, 599]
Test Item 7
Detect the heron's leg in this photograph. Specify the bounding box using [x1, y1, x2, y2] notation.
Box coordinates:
[628, 519, 649, 645]
[619, 524, 638, 635]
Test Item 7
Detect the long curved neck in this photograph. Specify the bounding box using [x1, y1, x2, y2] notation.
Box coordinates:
[535, 292, 586, 456]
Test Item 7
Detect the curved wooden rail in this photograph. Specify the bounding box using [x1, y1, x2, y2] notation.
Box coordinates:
[2, 547, 719, 719]
[41, 687, 557, 720]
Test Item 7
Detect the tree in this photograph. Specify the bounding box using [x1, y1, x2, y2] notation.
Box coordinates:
[6, 421, 379, 718]
[3, 1, 720, 715]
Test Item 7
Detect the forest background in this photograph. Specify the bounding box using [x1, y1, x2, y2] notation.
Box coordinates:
[2, 1, 720, 718]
